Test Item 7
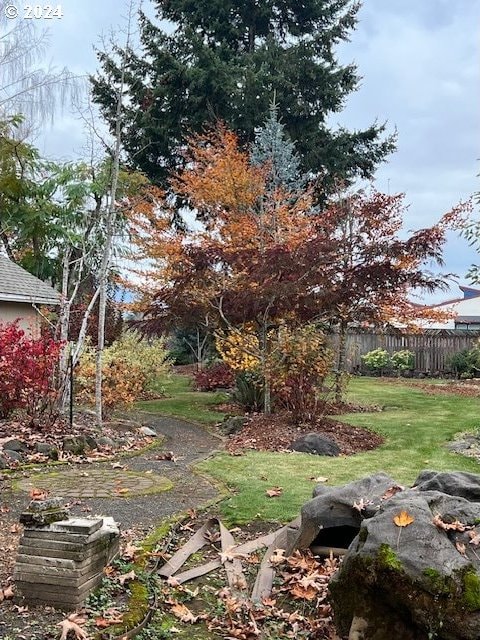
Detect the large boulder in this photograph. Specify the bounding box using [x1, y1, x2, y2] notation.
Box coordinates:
[413, 470, 480, 501]
[299, 472, 399, 548]
[309, 471, 480, 639]
[290, 433, 341, 457]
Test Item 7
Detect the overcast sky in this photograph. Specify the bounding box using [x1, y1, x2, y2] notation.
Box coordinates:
[6, 0, 480, 301]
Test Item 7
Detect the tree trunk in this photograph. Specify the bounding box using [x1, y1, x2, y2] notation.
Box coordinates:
[335, 320, 347, 403]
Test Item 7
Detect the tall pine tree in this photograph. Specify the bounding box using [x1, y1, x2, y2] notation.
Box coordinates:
[92, 0, 395, 195]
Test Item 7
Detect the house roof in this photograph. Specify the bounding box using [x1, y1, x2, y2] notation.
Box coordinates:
[0, 255, 61, 305]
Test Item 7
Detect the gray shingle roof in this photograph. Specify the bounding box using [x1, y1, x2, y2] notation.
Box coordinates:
[0, 255, 60, 305]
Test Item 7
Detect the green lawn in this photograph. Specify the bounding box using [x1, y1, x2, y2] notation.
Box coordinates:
[136, 374, 228, 425]
[196, 377, 480, 524]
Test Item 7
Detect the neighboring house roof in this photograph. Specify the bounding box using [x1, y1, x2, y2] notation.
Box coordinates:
[0, 255, 60, 305]
[421, 286, 480, 329]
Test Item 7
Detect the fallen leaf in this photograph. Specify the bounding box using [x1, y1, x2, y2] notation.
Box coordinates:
[0, 585, 15, 601]
[266, 486, 283, 498]
[353, 498, 373, 512]
[310, 476, 328, 483]
[393, 510, 414, 527]
[456, 541, 467, 556]
[155, 451, 178, 462]
[469, 530, 480, 546]
[115, 487, 130, 495]
[171, 602, 198, 623]
[118, 569, 136, 586]
[123, 542, 141, 561]
[29, 487, 49, 501]
[432, 515, 469, 532]
[58, 617, 88, 640]
[381, 485, 404, 500]
[269, 548, 286, 565]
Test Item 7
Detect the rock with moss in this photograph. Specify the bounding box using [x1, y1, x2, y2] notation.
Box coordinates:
[326, 483, 480, 639]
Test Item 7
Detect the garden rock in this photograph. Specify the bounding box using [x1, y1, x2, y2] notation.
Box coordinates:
[4, 450, 23, 463]
[63, 435, 86, 455]
[290, 433, 340, 457]
[413, 469, 480, 501]
[0, 454, 7, 469]
[3, 438, 27, 452]
[35, 443, 59, 459]
[301, 471, 480, 639]
[85, 434, 98, 450]
[299, 472, 397, 548]
[97, 436, 115, 447]
[139, 426, 157, 437]
[221, 416, 247, 436]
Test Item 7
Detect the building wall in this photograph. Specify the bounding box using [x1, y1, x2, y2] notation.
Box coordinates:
[0, 301, 40, 334]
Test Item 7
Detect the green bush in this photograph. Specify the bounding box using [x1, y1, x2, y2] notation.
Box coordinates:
[233, 372, 265, 411]
[448, 348, 480, 378]
[391, 350, 414, 372]
[361, 348, 391, 373]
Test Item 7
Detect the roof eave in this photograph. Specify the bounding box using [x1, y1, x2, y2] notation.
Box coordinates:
[0, 293, 61, 305]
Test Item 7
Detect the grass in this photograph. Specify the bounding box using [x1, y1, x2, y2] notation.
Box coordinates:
[136, 374, 228, 425]
[196, 377, 480, 525]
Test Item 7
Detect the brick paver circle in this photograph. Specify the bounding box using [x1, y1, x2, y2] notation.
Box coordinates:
[16, 468, 173, 499]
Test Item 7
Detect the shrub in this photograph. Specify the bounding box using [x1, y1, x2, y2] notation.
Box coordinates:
[106, 331, 170, 392]
[193, 362, 235, 391]
[0, 322, 62, 425]
[270, 324, 333, 423]
[215, 328, 260, 372]
[75, 331, 170, 413]
[361, 348, 391, 373]
[391, 350, 415, 373]
[448, 348, 480, 378]
[233, 371, 265, 412]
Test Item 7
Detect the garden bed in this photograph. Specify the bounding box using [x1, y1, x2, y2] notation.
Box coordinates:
[224, 413, 384, 455]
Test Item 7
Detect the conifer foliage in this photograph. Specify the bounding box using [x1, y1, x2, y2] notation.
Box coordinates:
[92, 0, 395, 193]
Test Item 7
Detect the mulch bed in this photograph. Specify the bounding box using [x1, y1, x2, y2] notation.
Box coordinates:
[225, 412, 384, 455]
[384, 377, 480, 398]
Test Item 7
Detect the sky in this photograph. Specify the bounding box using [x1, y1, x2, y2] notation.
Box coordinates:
[3, 0, 479, 301]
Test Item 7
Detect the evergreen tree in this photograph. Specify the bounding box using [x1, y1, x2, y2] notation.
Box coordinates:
[92, 0, 395, 195]
[251, 99, 306, 192]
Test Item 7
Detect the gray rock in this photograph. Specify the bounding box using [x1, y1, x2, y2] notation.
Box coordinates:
[414, 470, 480, 501]
[63, 435, 86, 455]
[290, 433, 340, 457]
[0, 454, 8, 469]
[139, 426, 157, 437]
[85, 435, 98, 450]
[306, 471, 480, 639]
[4, 450, 23, 463]
[220, 416, 247, 436]
[35, 443, 59, 459]
[299, 472, 398, 548]
[329, 489, 480, 639]
[4, 438, 27, 452]
[28, 497, 65, 512]
[97, 436, 115, 448]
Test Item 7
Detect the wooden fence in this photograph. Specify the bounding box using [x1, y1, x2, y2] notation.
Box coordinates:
[332, 330, 480, 374]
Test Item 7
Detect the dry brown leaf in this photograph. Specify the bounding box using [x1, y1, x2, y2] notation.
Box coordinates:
[381, 485, 404, 500]
[122, 542, 141, 561]
[456, 541, 467, 556]
[204, 529, 221, 544]
[58, 617, 88, 640]
[393, 510, 414, 527]
[171, 602, 198, 623]
[118, 569, 136, 586]
[115, 487, 130, 495]
[269, 548, 286, 565]
[29, 487, 49, 501]
[469, 530, 480, 546]
[353, 498, 373, 512]
[432, 515, 469, 532]
[290, 582, 318, 601]
[265, 486, 283, 498]
[310, 476, 328, 483]
[0, 585, 15, 602]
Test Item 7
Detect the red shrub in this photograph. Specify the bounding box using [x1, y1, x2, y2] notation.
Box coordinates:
[0, 322, 63, 425]
[193, 362, 235, 391]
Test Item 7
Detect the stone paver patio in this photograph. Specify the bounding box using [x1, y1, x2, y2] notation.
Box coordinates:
[16, 468, 173, 499]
